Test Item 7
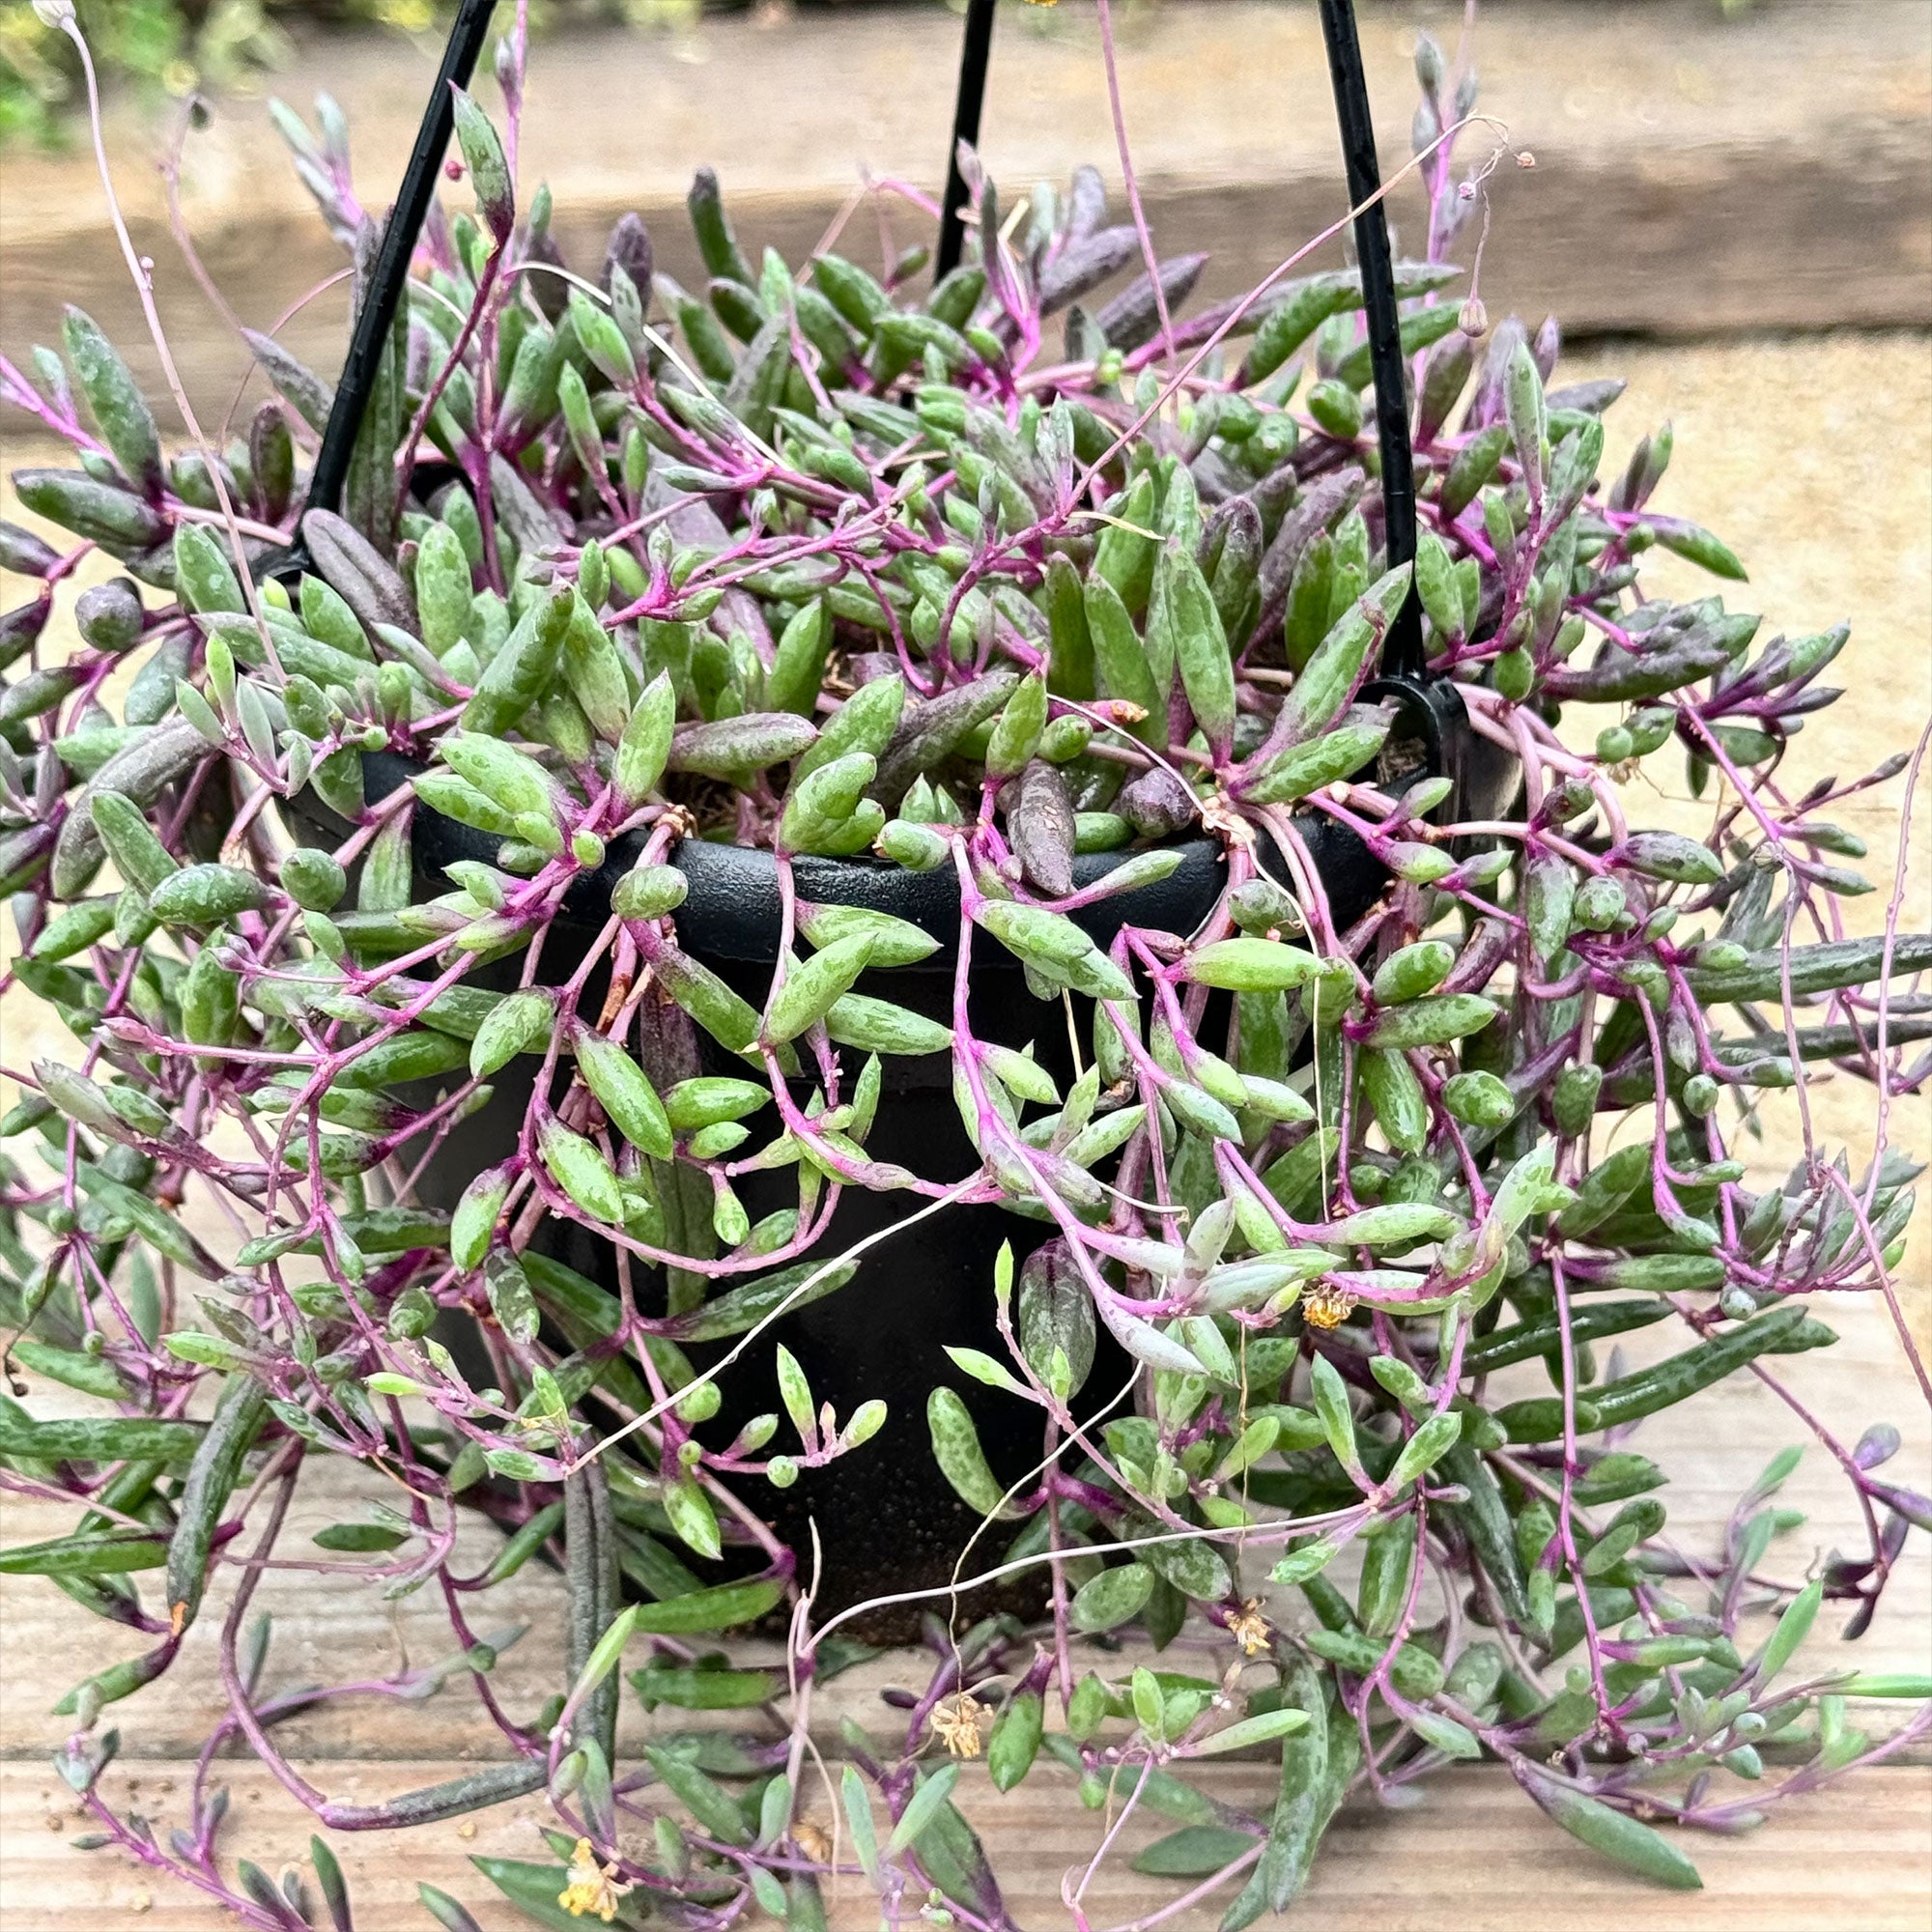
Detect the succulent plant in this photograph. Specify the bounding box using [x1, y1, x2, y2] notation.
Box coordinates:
[1, 13, 1927, 1930]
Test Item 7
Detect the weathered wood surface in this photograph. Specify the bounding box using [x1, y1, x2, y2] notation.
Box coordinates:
[1, 1289, 1924, 1929]
[1, 0, 1927, 419]
[2, 1760, 1927, 1931]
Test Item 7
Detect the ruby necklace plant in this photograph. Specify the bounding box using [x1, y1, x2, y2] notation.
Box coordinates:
[1, 5, 1929, 1928]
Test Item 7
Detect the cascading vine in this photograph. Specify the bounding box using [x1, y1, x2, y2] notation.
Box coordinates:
[0, 9, 1927, 1930]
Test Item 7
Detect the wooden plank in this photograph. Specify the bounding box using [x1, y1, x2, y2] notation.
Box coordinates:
[0, 1287, 1924, 1932]
[3, 1758, 1927, 1931]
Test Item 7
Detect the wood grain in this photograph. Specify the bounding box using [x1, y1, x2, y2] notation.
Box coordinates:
[3, 1760, 1927, 1931]
[1, 1290, 1924, 1929]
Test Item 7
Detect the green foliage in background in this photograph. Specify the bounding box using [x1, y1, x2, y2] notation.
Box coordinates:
[0, 1, 723, 147]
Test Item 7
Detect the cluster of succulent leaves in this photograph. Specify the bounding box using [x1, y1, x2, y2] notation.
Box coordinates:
[2, 25, 1929, 1932]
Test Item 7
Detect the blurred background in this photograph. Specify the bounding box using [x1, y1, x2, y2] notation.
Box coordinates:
[2, 0, 1928, 412]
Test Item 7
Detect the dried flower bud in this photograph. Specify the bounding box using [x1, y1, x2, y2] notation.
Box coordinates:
[1413, 32, 1447, 96]
[1117, 766, 1197, 838]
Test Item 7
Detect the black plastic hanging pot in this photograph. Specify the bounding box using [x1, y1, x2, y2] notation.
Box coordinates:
[286, 752, 1404, 1637]
[275, 0, 1517, 1634]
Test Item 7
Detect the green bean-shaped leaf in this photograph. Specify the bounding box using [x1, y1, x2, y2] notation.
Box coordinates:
[537, 1119, 624, 1224]
[885, 1764, 961, 1859]
[1185, 936, 1322, 992]
[451, 1162, 514, 1272]
[977, 900, 1131, 1001]
[172, 524, 244, 614]
[1307, 1353, 1358, 1472]
[983, 670, 1048, 780]
[574, 1026, 673, 1158]
[63, 307, 162, 495]
[988, 1687, 1044, 1793]
[450, 88, 513, 239]
[1517, 1769, 1702, 1890]
[1363, 995, 1498, 1052]
[148, 864, 271, 928]
[483, 1247, 540, 1343]
[1153, 543, 1235, 754]
[645, 1744, 751, 1844]
[629, 1575, 786, 1634]
[926, 1386, 1021, 1519]
[1083, 574, 1162, 742]
[164, 1373, 269, 1631]
[470, 989, 556, 1080]
[0, 1531, 168, 1577]
[1070, 1560, 1155, 1633]
[1386, 1411, 1463, 1493]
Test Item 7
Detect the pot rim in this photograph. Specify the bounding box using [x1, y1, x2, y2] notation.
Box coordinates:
[307, 749, 1248, 970]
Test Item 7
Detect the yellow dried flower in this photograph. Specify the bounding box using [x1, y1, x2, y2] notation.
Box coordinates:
[557, 1837, 633, 1923]
[1301, 1282, 1357, 1330]
[1229, 1598, 1271, 1657]
[930, 1691, 987, 1757]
